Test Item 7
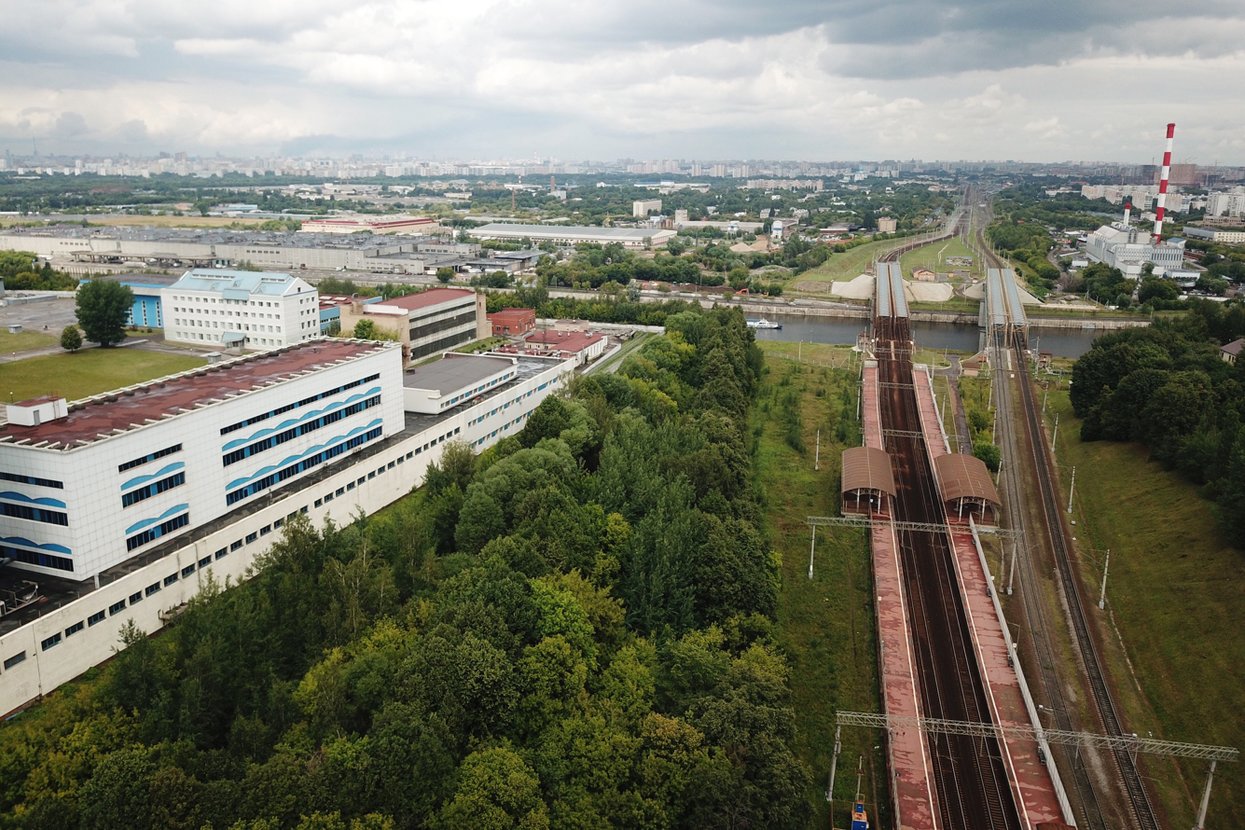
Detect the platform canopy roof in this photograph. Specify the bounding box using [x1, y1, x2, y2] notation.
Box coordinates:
[841, 446, 895, 499]
[933, 453, 1001, 509]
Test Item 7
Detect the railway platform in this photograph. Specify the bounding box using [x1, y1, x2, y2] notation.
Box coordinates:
[912, 365, 1069, 826]
[861, 360, 940, 829]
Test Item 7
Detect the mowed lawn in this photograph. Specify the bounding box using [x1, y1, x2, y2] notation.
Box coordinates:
[754, 343, 886, 827]
[1049, 393, 1245, 824]
[0, 347, 206, 402]
[794, 237, 911, 290]
[0, 329, 59, 354]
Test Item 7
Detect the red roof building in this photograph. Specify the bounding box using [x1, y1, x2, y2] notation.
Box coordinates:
[522, 329, 607, 366]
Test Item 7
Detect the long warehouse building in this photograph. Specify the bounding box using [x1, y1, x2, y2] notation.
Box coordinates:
[470, 223, 676, 248]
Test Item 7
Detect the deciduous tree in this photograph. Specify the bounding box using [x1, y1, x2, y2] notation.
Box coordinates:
[75, 280, 133, 346]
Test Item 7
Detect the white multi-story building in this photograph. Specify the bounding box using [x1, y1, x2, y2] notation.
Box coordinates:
[0, 340, 404, 581]
[0, 347, 576, 714]
[1080, 185, 1187, 214]
[161, 269, 320, 350]
[1206, 189, 1245, 219]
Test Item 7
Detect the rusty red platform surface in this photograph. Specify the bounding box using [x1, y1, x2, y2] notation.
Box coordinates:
[862, 362, 940, 829]
[912, 367, 1067, 827]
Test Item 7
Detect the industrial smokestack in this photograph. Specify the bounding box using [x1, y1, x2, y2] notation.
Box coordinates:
[1123, 199, 1132, 226]
[1153, 122, 1175, 243]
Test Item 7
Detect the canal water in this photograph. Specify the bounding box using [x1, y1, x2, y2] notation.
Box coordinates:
[748, 313, 1102, 358]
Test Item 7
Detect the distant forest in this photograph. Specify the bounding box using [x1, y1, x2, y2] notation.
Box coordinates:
[1072, 300, 1245, 538]
[0, 309, 814, 829]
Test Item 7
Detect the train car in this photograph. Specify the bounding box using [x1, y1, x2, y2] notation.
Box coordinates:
[849, 801, 870, 830]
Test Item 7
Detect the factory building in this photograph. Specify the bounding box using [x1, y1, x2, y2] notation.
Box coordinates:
[0, 340, 405, 581]
[470, 223, 676, 249]
[0, 345, 576, 713]
[298, 215, 437, 235]
[632, 199, 662, 217]
[1183, 227, 1245, 245]
[0, 227, 468, 275]
[161, 269, 320, 350]
[336, 287, 489, 362]
[1084, 224, 1185, 277]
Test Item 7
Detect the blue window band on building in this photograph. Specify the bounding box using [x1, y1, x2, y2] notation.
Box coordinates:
[222, 388, 383, 451]
[121, 472, 186, 508]
[225, 424, 383, 506]
[124, 504, 190, 551]
[0, 536, 74, 572]
[221, 392, 381, 465]
[120, 462, 186, 492]
[220, 373, 381, 435]
[118, 444, 182, 473]
[125, 513, 190, 551]
[0, 491, 69, 526]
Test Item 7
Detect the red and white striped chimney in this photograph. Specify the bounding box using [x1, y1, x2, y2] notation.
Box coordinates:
[1152, 122, 1175, 243]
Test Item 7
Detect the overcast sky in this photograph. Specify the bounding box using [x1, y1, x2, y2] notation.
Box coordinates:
[3, 0, 1244, 164]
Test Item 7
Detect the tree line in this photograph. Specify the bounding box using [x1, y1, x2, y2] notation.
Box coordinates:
[1071, 300, 1245, 538]
[0, 308, 812, 829]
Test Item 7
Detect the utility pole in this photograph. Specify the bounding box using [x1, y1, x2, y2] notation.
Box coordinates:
[1194, 760, 1217, 830]
[1098, 548, 1111, 610]
[1007, 543, 1017, 595]
[815, 429, 821, 471]
[1067, 465, 1076, 514]
[808, 525, 817, 580]
[1052, 413, 1059, 453]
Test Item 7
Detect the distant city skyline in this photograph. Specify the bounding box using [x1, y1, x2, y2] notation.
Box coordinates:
[3, 1, 1244, 164]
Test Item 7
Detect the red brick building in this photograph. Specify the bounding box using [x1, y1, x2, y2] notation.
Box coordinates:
[488, 308, 536, 336]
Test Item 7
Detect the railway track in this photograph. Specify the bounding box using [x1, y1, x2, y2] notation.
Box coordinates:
[989, 332, 1110, 830]
[874, 276, 1022, 829]
[971, 210, 1159, 828]
[1006, 330, 1160, 830]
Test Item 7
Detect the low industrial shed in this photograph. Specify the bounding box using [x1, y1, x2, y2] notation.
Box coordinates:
[933, 453, 1001, 524]
[841, 446, 895, 515]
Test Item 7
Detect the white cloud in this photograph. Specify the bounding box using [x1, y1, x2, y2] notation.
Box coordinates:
[0, 0, 1243, 161]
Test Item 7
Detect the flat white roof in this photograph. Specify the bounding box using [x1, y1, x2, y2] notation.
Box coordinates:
[471, 223, 674, 242]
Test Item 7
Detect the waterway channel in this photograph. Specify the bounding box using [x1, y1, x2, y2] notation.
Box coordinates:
[748, 312, 1105, 358]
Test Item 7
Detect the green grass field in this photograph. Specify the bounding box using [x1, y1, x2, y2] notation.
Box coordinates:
[793, 238, 912, 291]
[1045, 391, 1244, 825]
[753, 343, 887, 827]
[0, 347, 206, 402]
[0, 329, 59, 354]
[898, 236, 979, 279]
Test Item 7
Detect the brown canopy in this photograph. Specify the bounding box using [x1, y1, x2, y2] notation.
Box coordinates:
[841, 447, 895, 499]
[934, 453, 1001, 512]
